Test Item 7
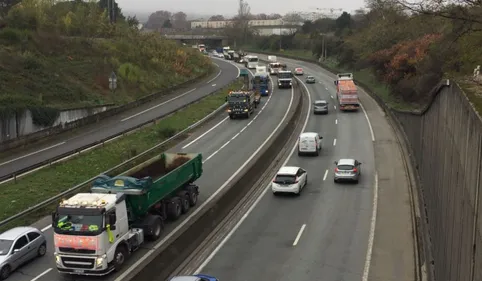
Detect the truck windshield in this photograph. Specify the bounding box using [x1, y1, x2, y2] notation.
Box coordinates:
[278, 72, 292, 79]
[54, 213, 104, 234]
[248, 57, 258, 62]
[228, 96, 247, 103]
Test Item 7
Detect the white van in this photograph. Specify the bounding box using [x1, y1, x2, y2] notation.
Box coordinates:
[268, 55, 277, 63]
[256, 66, 267, 74]
[298, 132, 323, 156]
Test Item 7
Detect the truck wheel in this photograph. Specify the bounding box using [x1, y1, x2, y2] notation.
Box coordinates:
[113, 245, 128, 272]
[146, 216, 163, 241]
[229, 115, 234, 119]
[177, 191, 190, 214]
[167, 198, 182, 221]
[186, 186, 198, 206]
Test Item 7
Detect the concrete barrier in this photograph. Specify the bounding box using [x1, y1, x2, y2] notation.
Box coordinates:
[0, 68, 214, 153]
[121, 80, 305, 281]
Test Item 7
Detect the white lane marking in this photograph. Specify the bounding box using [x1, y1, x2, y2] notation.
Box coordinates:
[121, 88, 197, 122]
[182, 117, 229, 149]
[331, 95, 334, 99]
[212, 63, 220, 68]
[360, 103, 376, 142]
[41, 225, 51, 232]
[212, 84, 216, 87]
[194, 76, 312, 274]
[334, 105, 337, 110]
[323, 169, 328, 181]
[31, 268, 52, 281]
[333, 138, 337, 146]
[113, 64, 293, 281]
[292, 224, 307, 246]
[362, 173, 379, 281]
[231, 133, 240, 140]
[0, 142, 66, 167]
[335, 119, 338, 125]
[206, 70, 222, 84]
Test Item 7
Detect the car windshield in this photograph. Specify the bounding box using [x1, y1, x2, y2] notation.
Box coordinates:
[274, 175, 296, 184]
[337, 164, 355, 170]
[0, 239, 13, 256]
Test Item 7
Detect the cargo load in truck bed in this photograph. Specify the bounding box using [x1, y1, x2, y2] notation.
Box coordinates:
[91, 153, 202, 219]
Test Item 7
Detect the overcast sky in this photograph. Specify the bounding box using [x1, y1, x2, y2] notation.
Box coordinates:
[116, 0, 366, 18]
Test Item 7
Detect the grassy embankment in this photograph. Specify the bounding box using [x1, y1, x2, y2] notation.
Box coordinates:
[247, 48, 414, 111]
[0, 0, 213, 123]
[0, 78, 243, 231]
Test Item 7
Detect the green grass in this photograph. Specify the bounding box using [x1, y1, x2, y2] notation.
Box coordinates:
[247, 48, 415, 110]
[458, 80, 482, 115]
[0, 78, 243, 230]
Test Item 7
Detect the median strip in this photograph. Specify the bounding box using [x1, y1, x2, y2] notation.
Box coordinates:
[0, 78, 243, 231]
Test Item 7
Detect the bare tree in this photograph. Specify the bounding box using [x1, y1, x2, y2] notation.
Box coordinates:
[209, 15, 225, 21]
[236, 0, 251, 44]
[268, 13, 282, 19]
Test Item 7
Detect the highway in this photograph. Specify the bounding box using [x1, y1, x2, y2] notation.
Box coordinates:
[0, 58, 239, 181]
[9, 61, 297, 281]
[191, 55, 377, 280]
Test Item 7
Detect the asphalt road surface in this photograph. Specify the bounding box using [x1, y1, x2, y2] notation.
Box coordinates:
[8, 62, 297, 281]
[0, 58, 239, 180]
[196, 56, 377, 281]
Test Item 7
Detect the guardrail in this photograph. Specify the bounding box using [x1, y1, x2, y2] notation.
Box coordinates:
[0, 70, 228, 185]
[0, 78, 237, 229]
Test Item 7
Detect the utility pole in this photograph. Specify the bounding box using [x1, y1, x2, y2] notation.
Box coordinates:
[107, 0, 116, 24]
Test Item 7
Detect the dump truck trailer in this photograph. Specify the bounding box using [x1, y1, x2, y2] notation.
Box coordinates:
[52, 153, 203, 276]
[334, 73, 360, 111]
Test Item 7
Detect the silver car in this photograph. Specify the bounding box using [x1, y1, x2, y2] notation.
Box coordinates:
[0, 227, 47, 280]
[313, 100, 329, 114]
[334, 159, 362, 183]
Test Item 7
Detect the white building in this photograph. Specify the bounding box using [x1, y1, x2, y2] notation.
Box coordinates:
[190, 18, 302, 36]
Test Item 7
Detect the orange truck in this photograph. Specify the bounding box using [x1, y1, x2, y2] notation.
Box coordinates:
[333, 73, 360, 111]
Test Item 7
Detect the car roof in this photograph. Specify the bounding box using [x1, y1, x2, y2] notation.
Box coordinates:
[169, 276, 201, 281]
[300, 132, 318, 137]
[337, 159, 356, 165]
[277, 166, 300, 175]
[307, 75, 314, 78]
[315, 100, 327, 103]
[0, 226, 39, 239]
[295, 67, 303, 69]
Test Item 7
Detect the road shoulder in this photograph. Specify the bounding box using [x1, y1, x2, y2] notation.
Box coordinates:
[359, 91, 416, 281]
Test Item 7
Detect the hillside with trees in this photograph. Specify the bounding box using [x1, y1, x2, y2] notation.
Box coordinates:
[0, 0, 212, 118]
[244, 0, 482, 110]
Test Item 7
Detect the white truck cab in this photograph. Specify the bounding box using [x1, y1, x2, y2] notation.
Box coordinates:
[298, 132, 323, 156]
[52, 193, 142, 276]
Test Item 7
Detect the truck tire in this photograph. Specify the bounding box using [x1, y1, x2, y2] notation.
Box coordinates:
[177, 191, 190, 214]
[229, 114, 234, 119]
[113, 245, 128, 272]
[145, 215, 163, 241]
[167, 197, 182, 221]
[186, 186, 198, 206]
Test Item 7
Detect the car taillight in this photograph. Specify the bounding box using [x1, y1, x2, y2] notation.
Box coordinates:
[335, 167, 339, 172]
[353, 168, 357, 173]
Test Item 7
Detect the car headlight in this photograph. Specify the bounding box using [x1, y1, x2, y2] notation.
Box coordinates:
[227, 109, 231, 112]
[244, 109, 248, 112]
[290, 82, 292, 85]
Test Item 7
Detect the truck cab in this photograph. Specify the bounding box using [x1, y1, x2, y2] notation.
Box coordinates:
[277, 70, 293, 89]
[52, 193, 133, 276]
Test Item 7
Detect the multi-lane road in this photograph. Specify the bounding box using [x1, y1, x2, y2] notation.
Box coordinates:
[177, 54, 416, 281]
[0, 58, 238, 180]
[9, 60, 297, 281]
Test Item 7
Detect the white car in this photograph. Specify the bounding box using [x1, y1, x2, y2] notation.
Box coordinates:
[271, 166, 308, 195]
[298, 132, 323, 156]
[294, 67, 304, 75]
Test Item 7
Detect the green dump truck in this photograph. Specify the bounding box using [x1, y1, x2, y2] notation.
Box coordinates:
[51, 152, 203, 276]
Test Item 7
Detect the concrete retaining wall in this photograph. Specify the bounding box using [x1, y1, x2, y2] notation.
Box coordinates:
[394, 83, 482, 281]
[0, 105, 115, 142]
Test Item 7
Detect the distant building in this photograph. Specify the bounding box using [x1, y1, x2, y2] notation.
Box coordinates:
[190, 18, 302, 36]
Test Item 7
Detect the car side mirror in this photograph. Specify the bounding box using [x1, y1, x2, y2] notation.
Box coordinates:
[51, 211, 58, 227]
[334, 81, 338, 85]
[110, 225, 117, 231]
[109, 213, 117, 225]
[13, 249, 20, 253]
[334, 161, 338, 165]
[320, 136, 323, 139]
